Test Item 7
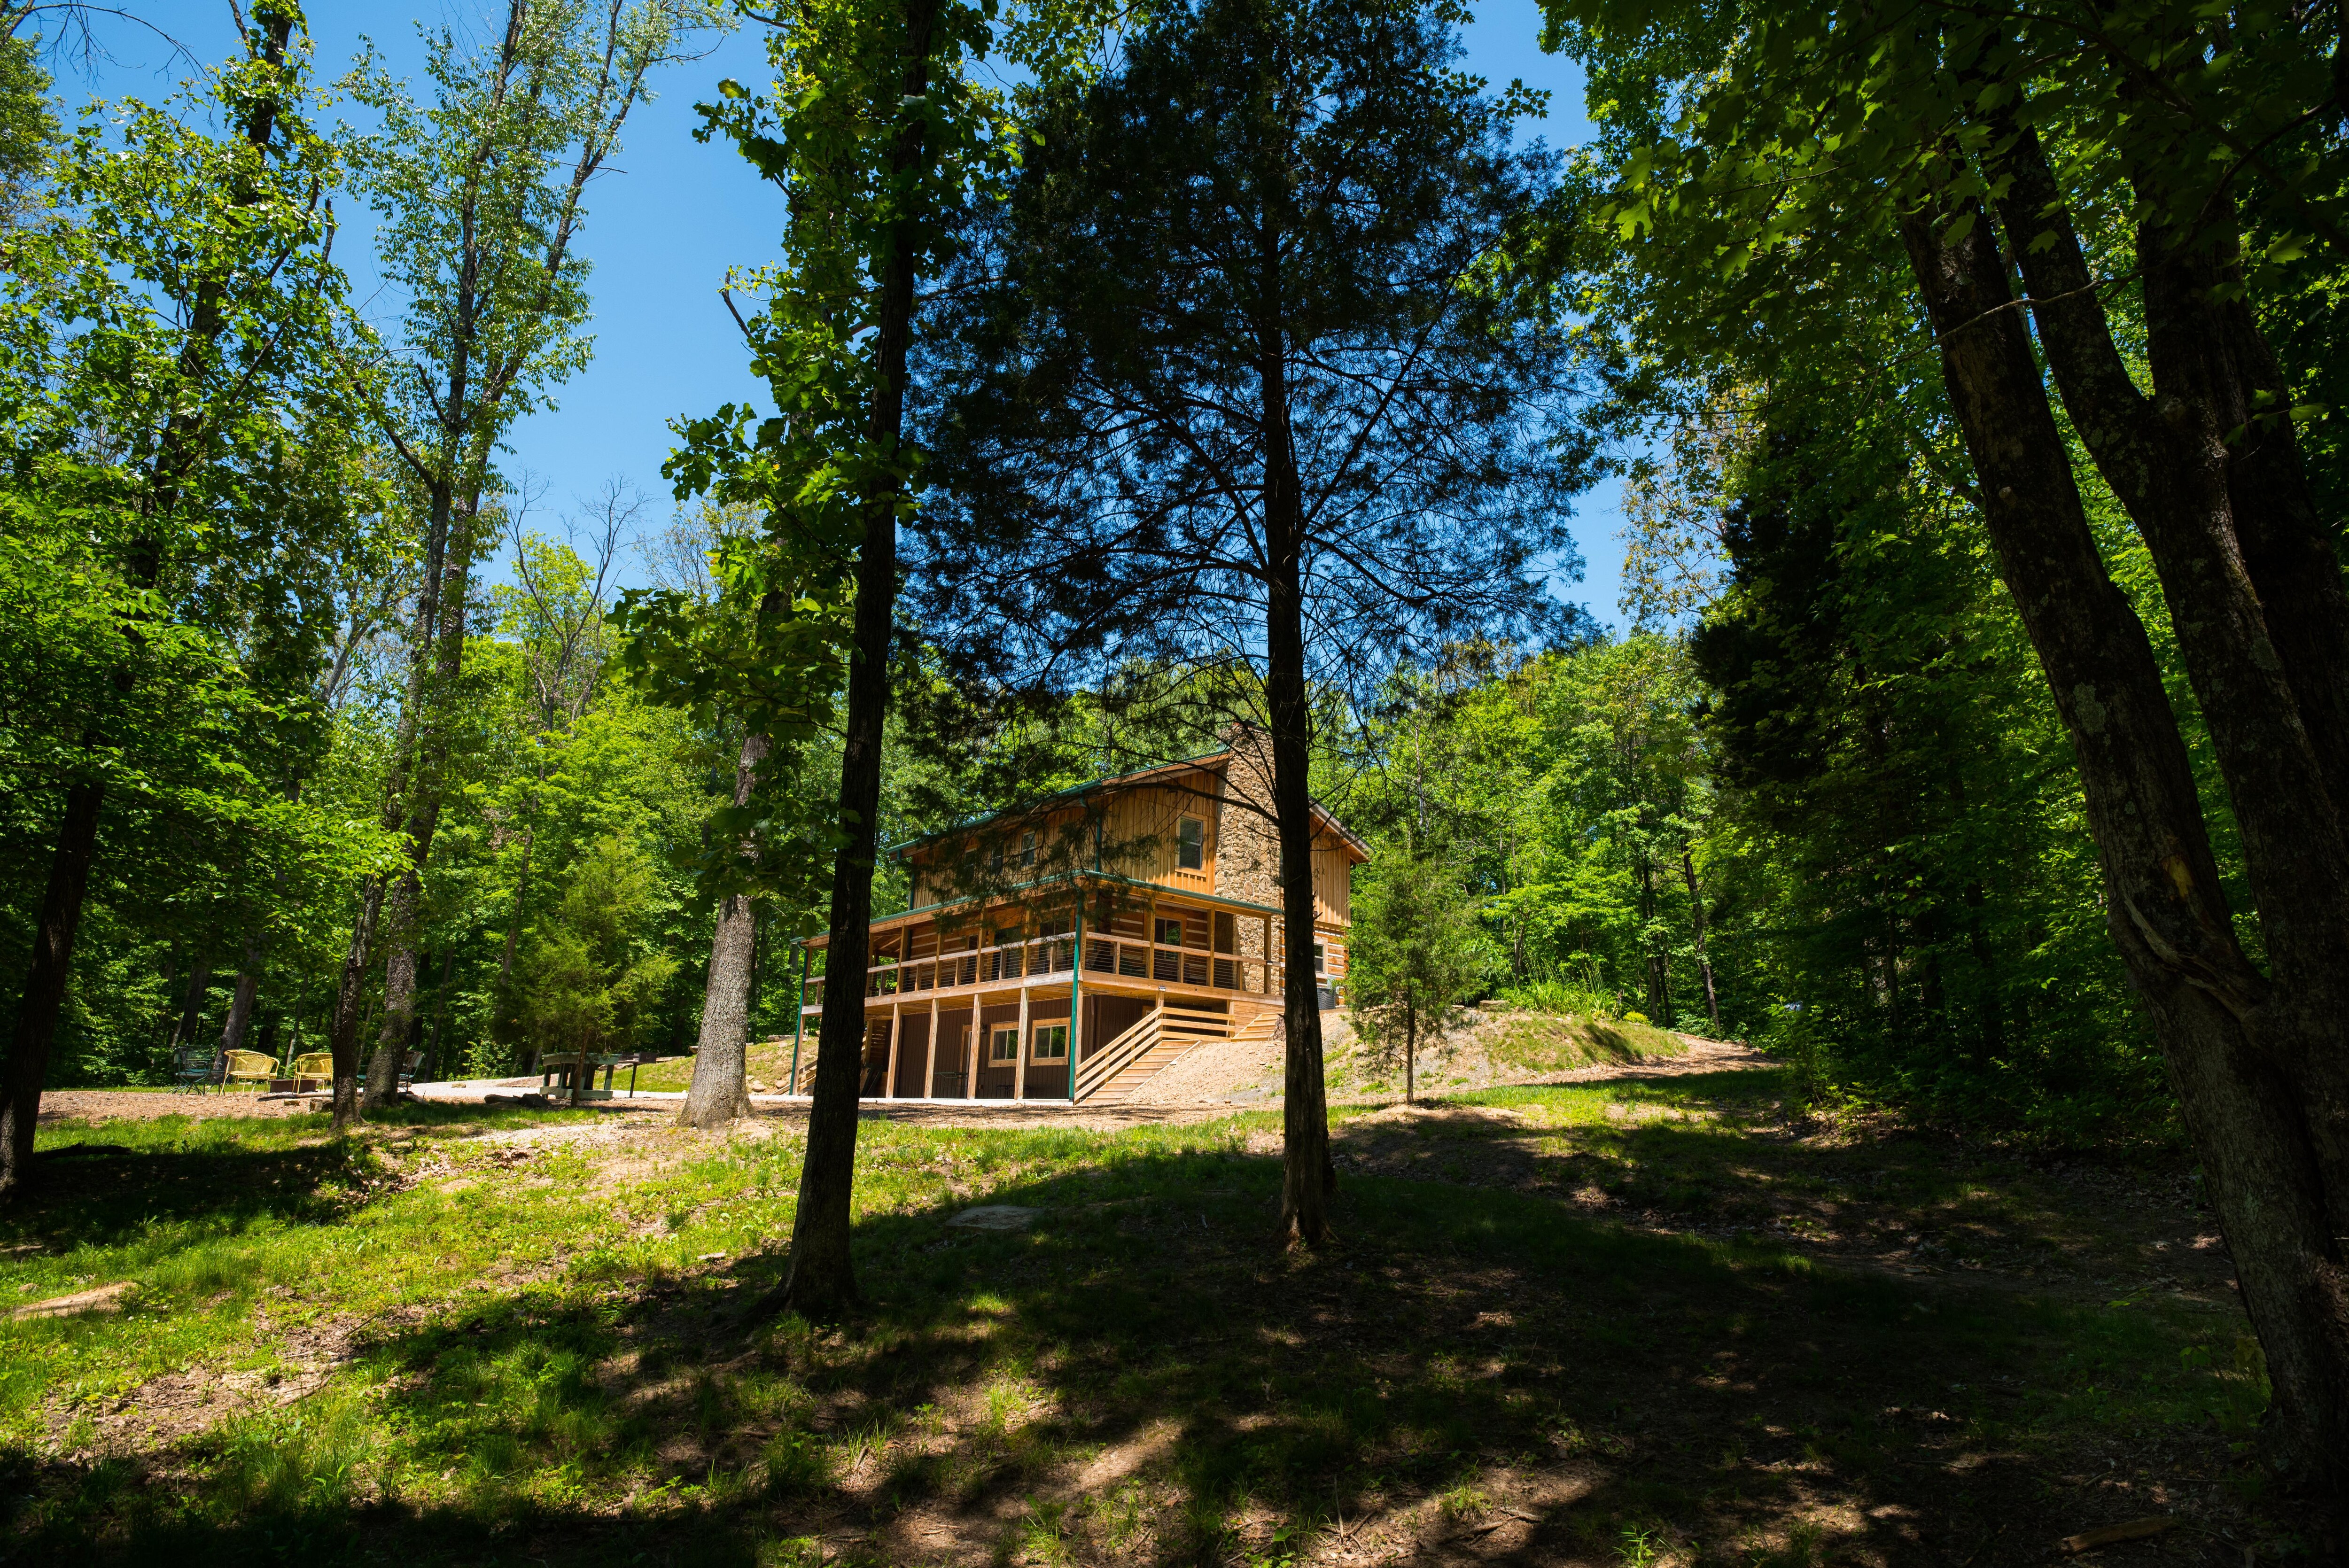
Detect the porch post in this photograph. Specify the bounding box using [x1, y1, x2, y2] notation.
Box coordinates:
[924, 995, 939, 1100]
[788, 942, 809, 1096]
[1069, 892, 1085, 1103]
[1014, 983, 1031, 1103]
[885, 998, 902, 1099]
[961, 1010, 975, 1100]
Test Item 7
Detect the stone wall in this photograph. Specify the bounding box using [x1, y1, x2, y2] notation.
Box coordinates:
[1216, 729, 1281, 974]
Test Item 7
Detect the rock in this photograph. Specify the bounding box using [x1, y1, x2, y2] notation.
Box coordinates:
[747, 1079, 770, 1093]
[946, 1204, 1041, 1231]
[13, 1281, 137, 1320]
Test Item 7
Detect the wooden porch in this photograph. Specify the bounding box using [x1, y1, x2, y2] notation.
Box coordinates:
[786, 878, 1310, 1105]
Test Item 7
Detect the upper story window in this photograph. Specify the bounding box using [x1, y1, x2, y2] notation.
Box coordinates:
[1019, 830, 1036, 868]
[1177, 816, 1205, 869]
[1155, 916, 1184, 947]
[1314, 943, 1326, 974]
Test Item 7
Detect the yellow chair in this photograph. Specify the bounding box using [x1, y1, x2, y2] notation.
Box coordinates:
[222, 1050, 275, 1093]
[290, 1052, 335, 1093]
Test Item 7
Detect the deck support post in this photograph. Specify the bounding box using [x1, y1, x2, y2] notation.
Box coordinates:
[924, 996, 939, 1100]
[1070, 892, 1085, 1103]
[885, 999, 902, 1099]
[1014, 984, 1031, 1102]
[789, 942, 809, 1095]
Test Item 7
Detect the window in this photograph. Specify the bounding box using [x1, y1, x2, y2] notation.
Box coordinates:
[989, 1026, 1020, 1063]
[1031, 1024, 1069, 1062]
[1019, 831, 1036, 868]
[988, 844, 1004, 874]
[1155, 916, 1184, 947]
[1315, 943, 1327, 974]
[1177, 816, 1205, 869]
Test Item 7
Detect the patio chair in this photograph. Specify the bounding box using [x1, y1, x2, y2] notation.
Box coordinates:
[221, 1050, 275, 1093]
[171, 1046, 223, 1094]
[290, 1052, 335, 1094]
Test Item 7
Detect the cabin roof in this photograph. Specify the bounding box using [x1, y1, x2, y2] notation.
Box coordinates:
[889, 746, 1370, 863]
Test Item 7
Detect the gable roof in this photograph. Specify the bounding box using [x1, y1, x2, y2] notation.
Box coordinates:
[890, 745, 1370, 863]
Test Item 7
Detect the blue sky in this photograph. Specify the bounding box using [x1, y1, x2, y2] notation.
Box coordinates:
[93, 1, 1625, 629]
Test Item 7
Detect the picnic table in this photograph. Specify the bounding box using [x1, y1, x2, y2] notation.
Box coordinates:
[537, 1052, 646, 1101]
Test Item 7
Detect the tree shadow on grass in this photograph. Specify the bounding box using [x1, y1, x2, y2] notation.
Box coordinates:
[4, 1104, 620, 1262]
[5, 1123, 2276, 1567]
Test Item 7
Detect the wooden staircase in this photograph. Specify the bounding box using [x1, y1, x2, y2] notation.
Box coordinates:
[1077, 1002, 1275, 1105]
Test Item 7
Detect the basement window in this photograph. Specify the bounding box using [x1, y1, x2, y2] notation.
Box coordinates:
[1177, 816, 1204, 870]
[990, 1026, 1019, 1063]
[1031, 1024, 1069, 1062]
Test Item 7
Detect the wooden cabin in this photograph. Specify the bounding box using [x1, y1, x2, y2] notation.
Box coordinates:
[790, 739, 1369, 1105]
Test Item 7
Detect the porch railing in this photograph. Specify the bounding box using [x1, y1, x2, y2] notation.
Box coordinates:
[802, 930, 1283, 1012]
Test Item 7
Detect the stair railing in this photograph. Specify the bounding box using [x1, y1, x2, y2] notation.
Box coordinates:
[1073, 1007, 1163, 1101]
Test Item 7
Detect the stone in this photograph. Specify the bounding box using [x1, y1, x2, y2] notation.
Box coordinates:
[946, 1204, 1041, 1231]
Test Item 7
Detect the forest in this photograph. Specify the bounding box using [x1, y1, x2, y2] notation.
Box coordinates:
[2, 0, 2346, 1560]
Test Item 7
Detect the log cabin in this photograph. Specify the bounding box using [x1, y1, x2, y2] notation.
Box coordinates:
[787, 738, 1369, 1106]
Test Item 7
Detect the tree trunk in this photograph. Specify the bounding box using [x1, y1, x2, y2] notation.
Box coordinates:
[1680, 846, 1719, 1033]
[1403, 988, 1416, 1106]
[364, 869, 426, 1111]
[1898, 189, 2349, 1494]
[326, 873, 389, 1127]
[682, 730, 770, 1128]
[169, 950, 216, 1052]
[219, 940, 263, 1056]
[1260, 312, 1334, 1248]
[0, 783, 104, 1196]
[423, 947, 455, 1081]
[761, 0, 940, 1326]
[366, 492, 481, 1112]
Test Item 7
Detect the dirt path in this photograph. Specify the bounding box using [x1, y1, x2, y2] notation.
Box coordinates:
[38, 1036, 1772, 1134]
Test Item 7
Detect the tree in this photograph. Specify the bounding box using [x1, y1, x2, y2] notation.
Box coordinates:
[669, 0, 1016, 1317]
[330, 0, 716, 1122]
[511, 832, 677, 1102]
[0, 7, 360, 1195]
[915, 0, 1587, 1245]
[1346, 851, 1480, 1102]
[1540, 0, 2349, 1486]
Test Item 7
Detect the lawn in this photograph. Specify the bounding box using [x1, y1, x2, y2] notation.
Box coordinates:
[0, 1068, 2314, 1566]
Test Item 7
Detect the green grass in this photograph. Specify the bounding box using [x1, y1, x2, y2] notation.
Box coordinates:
[624, 1046, 794, 1094]
[1479, 1007, 1688, 1072]
[0, 1074, 2303, 1565]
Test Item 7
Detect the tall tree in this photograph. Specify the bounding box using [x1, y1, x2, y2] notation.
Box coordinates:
[331, 0, 714, 1123]
[0, 6, 355, 1195]
[1541, 0, 2349, 1489]
[914, 0, 1586, 1245]
[669, 0, 1026, 1319]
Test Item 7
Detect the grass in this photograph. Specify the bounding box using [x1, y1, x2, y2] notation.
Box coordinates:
[1478, 1006, 1688, 1072]
[626, 1044, 798, 1094]
[0, 1070, 2312, 1566]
